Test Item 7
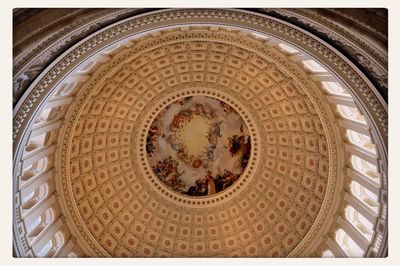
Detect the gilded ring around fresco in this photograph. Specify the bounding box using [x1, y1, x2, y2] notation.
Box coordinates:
[138, 88, 260, 205]
[146, 95, 251, 196]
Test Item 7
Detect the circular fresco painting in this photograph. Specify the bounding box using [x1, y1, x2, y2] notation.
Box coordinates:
[146, 96, 251, 197]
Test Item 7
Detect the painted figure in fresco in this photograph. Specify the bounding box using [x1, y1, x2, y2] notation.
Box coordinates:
[177, 97, 193, 106]
[206, 144, 217, 160]
[212, 169, 239, 193]
[239, 136, 251, 169]
[183, 169, 241, 196]
[195, 103, 205, 115]
[220, 101, 235, 113]
[151, 157, 186, 191]
[214, 174, 225, 193]
[223, 170, 238, 190]
[202, 104, 215, 119]
[185, 178, 208, 196]
[171, 113, 188, 130]
[146, 119, 163, 157]
[206, 170, 216, 195]
[213, 121, 222, 137]
[228, 135, 251, 156]
[176, 146, 194, 164]
[192, 158, 203, 168]
[227, 134, 251, 170]
[201, 159, 209, 169]
[152, 156, 186, 191]
[166, 135, 180, 152]
[228, 135, 241, 156]
[165, 170, 185, 191]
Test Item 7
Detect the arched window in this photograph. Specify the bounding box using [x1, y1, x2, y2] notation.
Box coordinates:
[37, 107, 53, 122]
[21, 190, 35, 205]
[27, 215, 42, 235]
[347, 130, 376, 155]
[55, 231, 65, 248]
[278, 43, 299, 54]
[50, 231, 65, 257]
[351, 155, 380, 180]
[28, 208, 55, 238]
[21, 157, 48, 181]
[335, 229, 364, 257]
[303, 60, 327, 73]
[26, 133, 47, 152]
[322, 250, 335, 258]
[67, 252, 78, 258]
[345, 205, 373, 241]
[337, 105, 367, 124]
[36, 231, 65, 257]
[21, 183, 49, 210]
[37, 106, 66, 123]
[37, 239, 53, 257]
[25, 143, 39, 152]
[350, 181, 379, 213]
[251, 32, 269, 40]
[57, 83, 76, 97]
[322, 82, 351, 97]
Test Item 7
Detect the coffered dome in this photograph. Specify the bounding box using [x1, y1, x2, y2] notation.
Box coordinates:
[12, 8, 388, 258]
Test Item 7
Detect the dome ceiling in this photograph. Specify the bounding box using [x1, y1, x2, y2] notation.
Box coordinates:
[12, 8, 388, 259]
[58, 26, 337, 257]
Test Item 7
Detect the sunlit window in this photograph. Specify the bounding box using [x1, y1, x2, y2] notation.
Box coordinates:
[322, 82, 351, 96]
[251, 32, 269, 40]
[36, 231, 65, 257]
[351, 155, 380, 180]
[22, 191, 35, 205]
[28, 216, 42, 234]
[67, 252, 77, 258]
[345, 205, 373, 241]
[347, 130, 376, 155]
[28, 208, 55, 238]
[102, 43, 122, 55]
[37, 106, 66, 122]
[278, 43, 299, 54]
[21, 158, 48, 180]
[21, 183, 49, 210]
[350, 181, 379, 213]
[58, 83, 76, 96]
[335, 229, 364, 257]
[25, 133, 48, 154]
[77, 61, 97, 74]
[37, 239, 53, 257]
[25, 143, 38, 152]
[303, 60, 327, 73]
[337, 105, 367, 124]
[37, 108, 53, 122]
[322, 250, 335, 257]
[55, 231, 65, 249]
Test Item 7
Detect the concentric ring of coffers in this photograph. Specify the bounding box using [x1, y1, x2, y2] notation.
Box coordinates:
[57, 26, 337, 257]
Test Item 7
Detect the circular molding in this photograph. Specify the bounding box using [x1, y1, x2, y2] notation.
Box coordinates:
[137, 87, 260, 207]
[56, 26, 338, 257]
